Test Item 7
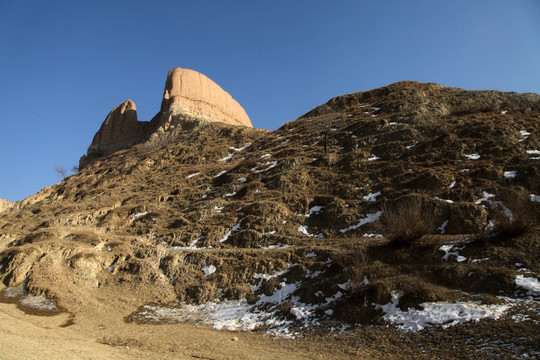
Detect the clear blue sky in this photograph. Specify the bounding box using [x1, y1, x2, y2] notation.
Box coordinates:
[1, 0, 539, 202]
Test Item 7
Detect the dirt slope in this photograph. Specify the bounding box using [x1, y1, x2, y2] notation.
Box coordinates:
[1, 81, 539, 359]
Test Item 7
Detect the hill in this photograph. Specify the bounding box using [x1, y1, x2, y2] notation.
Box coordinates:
[1, 80, 539, 359]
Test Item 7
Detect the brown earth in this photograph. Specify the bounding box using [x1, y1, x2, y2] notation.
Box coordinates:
[1, 81, 539, 359]
[0, 198, 13, 213]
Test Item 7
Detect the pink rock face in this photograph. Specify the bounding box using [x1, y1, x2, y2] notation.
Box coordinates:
[87, 99, 151, 156]
[161, 67, 252, 128]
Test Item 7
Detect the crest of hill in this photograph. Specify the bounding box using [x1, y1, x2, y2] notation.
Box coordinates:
[300, 80, 540, 122]
[80, 67, 252, 168]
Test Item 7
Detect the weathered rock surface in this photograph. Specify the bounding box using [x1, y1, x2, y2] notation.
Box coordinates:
[161, 67, 252, 128]
[84, 99, 154, 160]
[80, 68, 252, 168]
[0, 198, 13, 213]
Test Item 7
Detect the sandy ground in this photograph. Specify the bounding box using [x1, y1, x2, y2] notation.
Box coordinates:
[0, 302, 354, 360]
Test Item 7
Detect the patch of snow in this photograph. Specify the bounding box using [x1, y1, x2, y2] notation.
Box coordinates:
[406, 141, 418, 150]
[305, 252, 317, 258]
[238, 177, 247, 182]
[448, 181, 456, 189]
[504, 170, 517, 179]
[187, 172, 201, 179]
[260, 153, 272, 159]
[202, 263, 217, 277]
[519, 130, 531, 140]
[132, 211, 148, 219]
[367, 154, 380, 161]
[461, 168, 470, 172]
[308, 206, 325, 216]
[214, 170, 228, 177]
[230, 143, 252, 152]
[297, 225, 324, 238]
[471, 258, 490, 264]
[171, 236, 205, 250]
[225, 192, 236, 197]
[439, 240, 469, 262]
[252, 161, 278, 173]
[340, 211, 383, 233]
[351, 135, 357, 139]
[362, 191, 381, 202]
[434, 196, 454, 203]
[219, 220, 243, 243]
[464, 153, 480, 160]
[526, 150, 540, 155]
[214, 206, 224, 213]
[437, 220, 449, 234]
[475, 191, 496, 205]
[219, 153, 234, 162]
[18, 294, 59, 312]
[363, 233, 383, 238]
[280, 139, 290, 145]
[515, 275, 540, 297]
[530, 194, 540, 202]
[501, 110, 508, 115]
[378, 291, 511, 332]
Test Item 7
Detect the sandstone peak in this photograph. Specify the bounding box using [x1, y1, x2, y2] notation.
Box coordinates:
[161, 67, 252, 128]
[84, 99, 153, 160]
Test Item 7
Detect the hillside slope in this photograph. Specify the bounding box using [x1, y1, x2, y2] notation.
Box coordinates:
[1, 81, 539, 359]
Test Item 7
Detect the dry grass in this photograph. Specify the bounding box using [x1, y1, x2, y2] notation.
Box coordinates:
[378, 197, 436, 247]
[489, 190, 539, 237]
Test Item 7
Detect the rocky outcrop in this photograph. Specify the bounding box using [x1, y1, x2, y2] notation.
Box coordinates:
[85, 99, 152, 159]
[80, 68, 252, 168]
[161, 67, 252, 127]
[0, 198, 14, 213]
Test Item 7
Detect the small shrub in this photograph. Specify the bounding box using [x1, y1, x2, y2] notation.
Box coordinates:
[378, 197, 436, 246]
[489, 191, 539, 237]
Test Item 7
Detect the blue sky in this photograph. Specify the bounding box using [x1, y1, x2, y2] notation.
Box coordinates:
[1, 0, 539, 202]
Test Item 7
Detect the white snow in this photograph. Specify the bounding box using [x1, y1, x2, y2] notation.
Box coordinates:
[519, 130, 531, 140]
[439, 240, 470, 262]
[475, 191, 496, 204]
[202, 263, 217, 277]
[225, 192, 236, 197]
[464, 153, 480, 160]
[186, 172, 201, 179]
[531, 194, 540, 202]
[406, 141, 418, 150]
[501, 110, 508, 115]
[437, 220, 449, 234]
[340, 211, 383, 233]
[252, 161, 278, 173]
[367, 154, 380, 161]
[362, 191, 381, 202]
[448, 181, 456, 189]
[526, 150, 540, 155]
[297, 225, 324, 238]
[305, 252, 317, 258]
[260, 153, 272, 159]
[214, 170, 228, 177]
[132, 211, 148, 219]
[434, 196, 454, 203]
[515, 275, 540, 296]
[378, 291, 510, 332]
[504, 170, 517, 179]
[308, 206, 325, 216]
[171, 236, 205, 250]
[230, 143, 252, 152]
[18, 294, 59, 312]
[219, 220, 243, 243]
[219, 153, 234, 162]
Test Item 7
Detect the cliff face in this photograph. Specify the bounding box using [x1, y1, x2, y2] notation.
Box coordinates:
[80, 67, 252, 168]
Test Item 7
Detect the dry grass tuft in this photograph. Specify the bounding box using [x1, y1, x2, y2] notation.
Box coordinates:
[378, 197, 436, 247]
[489, 190, 539, 237]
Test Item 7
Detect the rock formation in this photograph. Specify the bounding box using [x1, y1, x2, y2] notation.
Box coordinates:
[0, 198, 13, 213]
[85, 99, 152, 159]
[161, 67, 252, 128]
[80, 67, 252, 168]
